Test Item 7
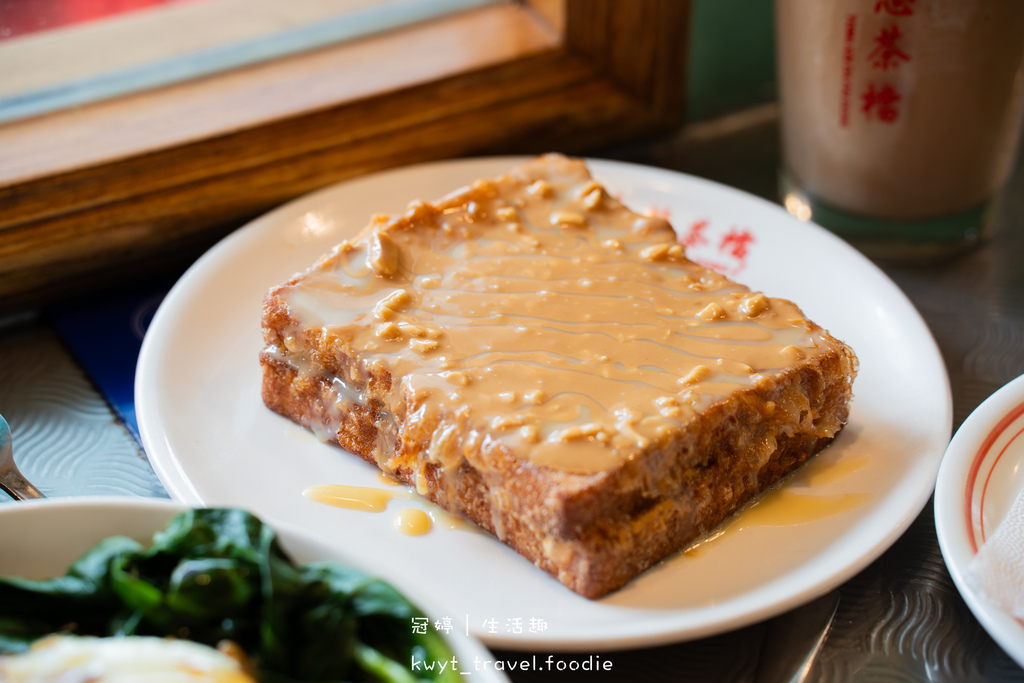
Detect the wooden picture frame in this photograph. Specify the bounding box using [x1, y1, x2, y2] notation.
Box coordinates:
[0, 0, 691, 309]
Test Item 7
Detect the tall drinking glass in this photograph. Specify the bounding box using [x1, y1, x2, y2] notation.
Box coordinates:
[776, 0, 1024, 261]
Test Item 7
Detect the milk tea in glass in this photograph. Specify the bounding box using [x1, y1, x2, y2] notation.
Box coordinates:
[776, 0, 1024, 261]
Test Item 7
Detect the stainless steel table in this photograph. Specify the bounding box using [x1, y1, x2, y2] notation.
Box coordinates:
[2, 107, 1023, 681]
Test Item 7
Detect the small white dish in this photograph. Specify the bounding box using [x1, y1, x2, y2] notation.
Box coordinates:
[936, 374, 1024, 669]
[0, 497, 506, 682]
[137, 156, 952, 650]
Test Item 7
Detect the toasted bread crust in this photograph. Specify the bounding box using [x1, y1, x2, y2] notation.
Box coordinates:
[260, 316, 855, 600]
[260, 155, 857, 598]
[261, 346, 853, 597]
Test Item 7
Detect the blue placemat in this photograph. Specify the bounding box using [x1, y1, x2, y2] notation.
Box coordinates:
[46, 278, 176, 444]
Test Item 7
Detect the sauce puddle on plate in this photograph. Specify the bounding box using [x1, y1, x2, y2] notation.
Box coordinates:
[394, 507, 432, 536]
[303, 483, 480, 536]
[685, 453, 873, 558]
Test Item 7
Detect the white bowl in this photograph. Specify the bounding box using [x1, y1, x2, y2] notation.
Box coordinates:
[935, 374, 1024, 669]
[0, 497, 508, 682]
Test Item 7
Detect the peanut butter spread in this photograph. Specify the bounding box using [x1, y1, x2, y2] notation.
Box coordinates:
[265, 156, 837, 475]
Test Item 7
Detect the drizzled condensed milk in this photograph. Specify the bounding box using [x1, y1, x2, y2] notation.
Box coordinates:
[263, 156, 842, 478]
[262, 155, 858, 598]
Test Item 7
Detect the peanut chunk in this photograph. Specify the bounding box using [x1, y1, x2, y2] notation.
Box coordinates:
[472, 178, 498, 197]
[781, 345, 806, 360]
[523, 390, 546, 405]
[576, 181, 606, 210]
[717, 358, 754, 375]
[403, 200, 435, 223]
[697, 302, 727, 321]
[375, 322, 403, 341]
[419, 276, 442, 289]
[582, 188, 604, 210]
[679, 364, 712, 385]
[659, 405, 684, 418]
[551, 211, 587, 228]
[740, 293, 770, 317]
[443, 371, 470, 386]
[410, 339, 439, 354]
[373, 289, 411, 321]
[639, 244, 670, 261]
[519, 425, 540, 442]
[382, 289, 411, 307]
[491, 415, 526, 430]
[613, 406, 643, 425]
[631, 216, 671, 236]
[527, 180, 553, 198]
[638, 243, 683, 262]
[372, 304, 396, 322]
[576, 180, 601, 198]
[550, 422, 604, 442]
[399, 322, 427, 338]
[368, 232, 400, 277]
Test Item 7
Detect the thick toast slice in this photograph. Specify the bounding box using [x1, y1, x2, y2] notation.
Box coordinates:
[260, 154, 858, 598]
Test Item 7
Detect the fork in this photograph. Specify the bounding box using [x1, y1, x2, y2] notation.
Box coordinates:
[0, 413, 45, 500]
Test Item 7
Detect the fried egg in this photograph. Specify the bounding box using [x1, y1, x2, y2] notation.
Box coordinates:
[0, 635, 256, 683]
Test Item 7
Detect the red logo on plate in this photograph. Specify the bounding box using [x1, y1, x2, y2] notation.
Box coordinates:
[678, 219, 756, 277]
[633, 206, 757, 277]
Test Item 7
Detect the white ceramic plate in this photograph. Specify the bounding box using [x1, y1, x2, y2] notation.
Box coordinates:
[935, 374, 1024, 668]
[0, 497, 506, 682]
[137, 157, 952, 651]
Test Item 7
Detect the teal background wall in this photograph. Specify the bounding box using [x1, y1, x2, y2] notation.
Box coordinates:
[687, 0, 777, 121]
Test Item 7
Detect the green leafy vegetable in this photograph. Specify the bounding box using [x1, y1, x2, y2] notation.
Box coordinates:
[0, 508, 459, 683]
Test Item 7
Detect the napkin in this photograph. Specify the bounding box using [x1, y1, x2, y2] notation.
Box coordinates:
[968, 487, 1024, 620]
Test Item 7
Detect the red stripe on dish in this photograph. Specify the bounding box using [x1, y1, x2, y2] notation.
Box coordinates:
[979, 426, 1024, 543]
[965, 401, 1024, 553]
